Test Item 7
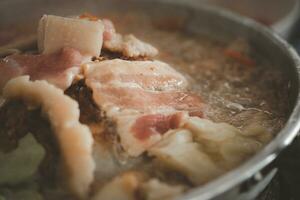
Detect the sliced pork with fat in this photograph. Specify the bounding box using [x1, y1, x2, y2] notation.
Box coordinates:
[116, 112, 188, 156]
[38, 15, 104, 57]
[0, 47, 83, 91]
[83, 59, 188, 91]
[102, 19, 158, 58]
[86, 86, 205, 116]
[148, 129, 224, 185]
[140, 179, 185, 200]
[103, 34, 158, 58]
[84, 59, 206, 156]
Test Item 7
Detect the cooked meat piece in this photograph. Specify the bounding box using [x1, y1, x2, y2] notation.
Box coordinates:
[184, 117, 238, 142]
[91, 172, 142, 200]
[140, 179, 185, 200]
[84, 60, 204, 116]
[131, 113, 185, 141]
[102, 19, 116, 41]
[88, 86, 205, 116]
[148, 129, 223, 185]
[64, 79, 118, 148]
[83, 59, 188, 91]
[116, 112, 188, 156]
[0, 47, 83, 91]
[122, 35, 158, 58]
[103, 34, 158, 58]
[184, 117, 263, 168]
[38, 15, 104, 57]
[83, 59, 206, 156]
[65, 79, 102, 124]
[3, 76, 95, 198]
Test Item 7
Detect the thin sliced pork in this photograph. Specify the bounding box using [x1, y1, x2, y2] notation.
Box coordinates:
[38, 15, 104, 56]
[83, 59, 188, 91]
[84, 59, 206, 156]
[103, 33, 158, 58]
[0, 47, 83, 91]
[87, 86, 205, 117]
[2, 76, 95, 199]
[116, 112, 187, 156]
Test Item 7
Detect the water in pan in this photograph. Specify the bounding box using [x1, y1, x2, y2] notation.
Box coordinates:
[0, 7, 290, 200]
[102, 10, 289, 132]
[89, 8, 289, 198]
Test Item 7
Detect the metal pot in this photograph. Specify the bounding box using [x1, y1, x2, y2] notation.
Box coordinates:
[1, 0, 300, 199]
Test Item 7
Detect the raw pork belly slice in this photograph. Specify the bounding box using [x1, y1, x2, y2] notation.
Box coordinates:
[83, 59, 187, 91]
[102, 19, 158, 58]
[38, 15, 104, 56]
[1, 15, 107, 92]
[0, 47, 83, 91]
[103, 34, 158, 58]
[87, 86, 204, 115]
[84, 59, 206, 156]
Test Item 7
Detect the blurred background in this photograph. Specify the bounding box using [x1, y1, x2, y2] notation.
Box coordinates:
[204, 0, 300, 39]
[1, 0, 300, 48]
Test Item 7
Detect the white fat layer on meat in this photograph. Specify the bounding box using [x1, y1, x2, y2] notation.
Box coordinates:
[103, 33, 158, 58]
[148, 117, 263, 180]
[83, 59, 188, 91]
[141, 179, 185, 200]
[91, 172, 140, 200]
[2, 76, 95, 199]
[184, 117, 239, 142]
[83, 59, 202, 157]
[184, 117, 263, 168]
[116, 115, 163, 157]
[115, 112, 189, 157]
[44, 66, 81, 90]
[38, 15, 104, 56]
[148, 129, 224, 185]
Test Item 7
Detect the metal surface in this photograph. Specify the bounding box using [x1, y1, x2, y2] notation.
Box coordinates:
[1, 0, 300, 200]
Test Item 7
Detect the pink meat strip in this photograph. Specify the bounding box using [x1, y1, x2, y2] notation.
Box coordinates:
[92, 86, 205, 114]
[84, 59, 206, 156]
[0, 47, 83, 91]
[131, 113, 184, 140]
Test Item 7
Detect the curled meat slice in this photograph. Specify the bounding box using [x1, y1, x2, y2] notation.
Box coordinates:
[2, 76, 95, 199]
[0, 47, 83, 91]
[184, 117, 263, 168]
[184, 117, 238, 142]
[148, 129, 223, 184]
[116, 112, 187, 157]
[104, 33, 158, 58]
[38, 15, 104, 56]
[83, 59, 188, 91]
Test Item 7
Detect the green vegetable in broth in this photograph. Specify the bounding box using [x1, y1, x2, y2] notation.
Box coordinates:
[0, 133, 45, 185]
